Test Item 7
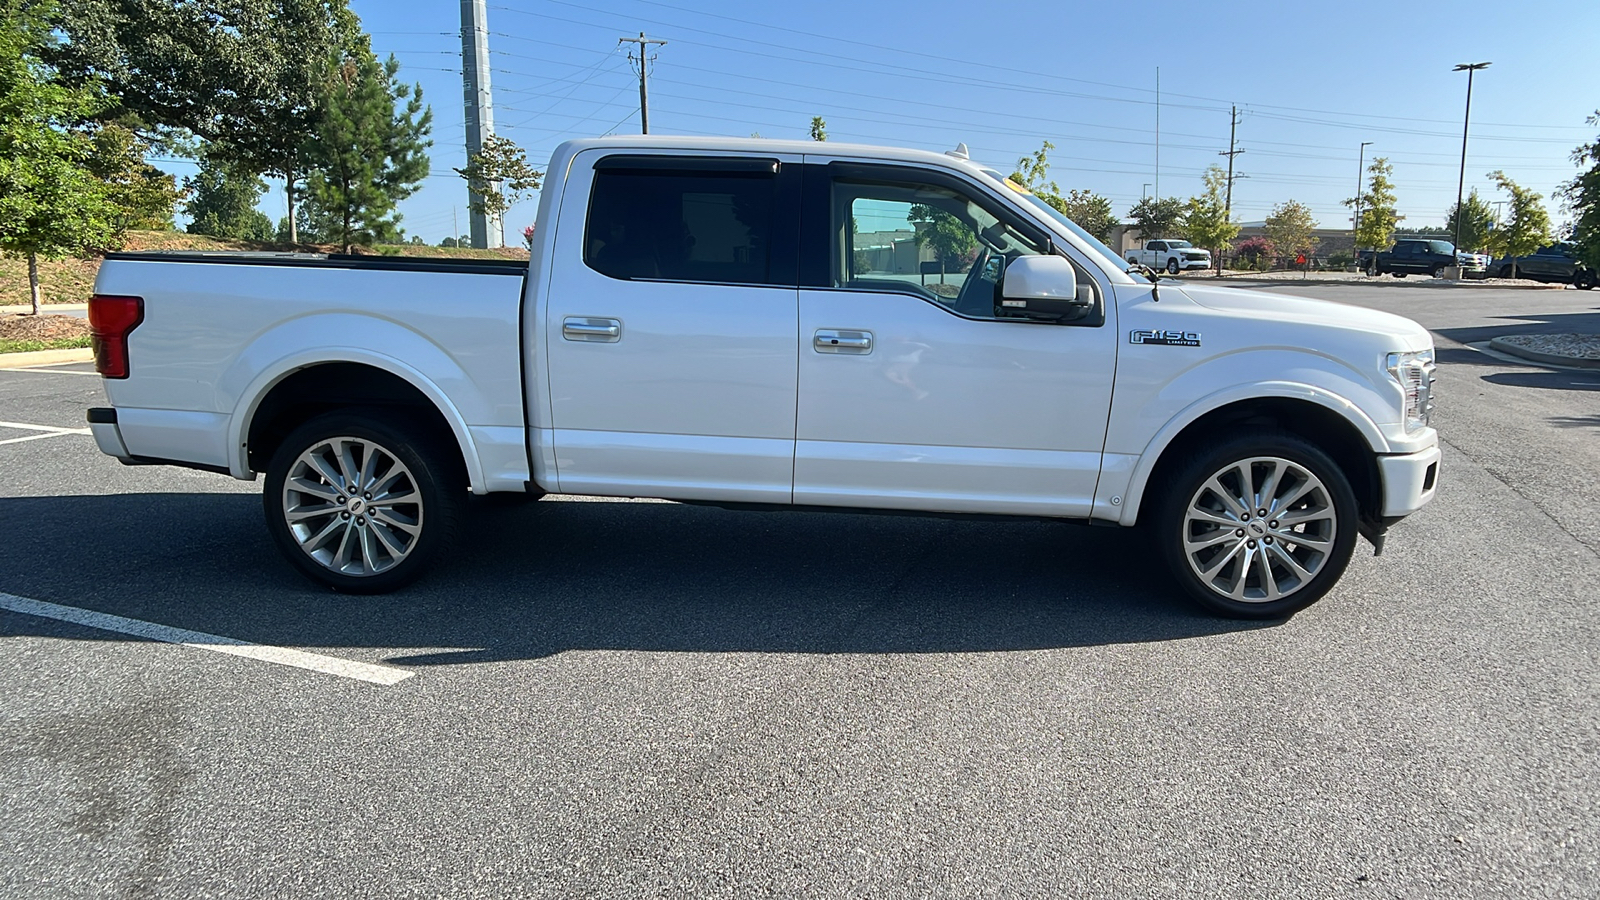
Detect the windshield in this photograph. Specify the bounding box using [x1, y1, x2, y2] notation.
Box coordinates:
[976, 168, 1131, 277]
[1428, 240, 1455, 255]
[1166, 240, 1192, 248]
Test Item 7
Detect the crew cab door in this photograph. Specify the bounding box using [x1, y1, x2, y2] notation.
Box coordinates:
[792, 161, 1117, 516]
[543, 150, 802, 502]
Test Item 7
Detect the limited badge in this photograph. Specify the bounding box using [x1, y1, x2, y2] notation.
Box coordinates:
[1130, 329, 1201, 346]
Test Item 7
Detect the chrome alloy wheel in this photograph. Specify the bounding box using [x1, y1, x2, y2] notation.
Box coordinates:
[1181, 456, 1336, 604]
[281, 436, 423, 577]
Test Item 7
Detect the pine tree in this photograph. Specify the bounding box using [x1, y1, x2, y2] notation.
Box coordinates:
[302, 47, 431, 253]
[1347, 157, 1402, 260]
[1445, 189, 1495, 253]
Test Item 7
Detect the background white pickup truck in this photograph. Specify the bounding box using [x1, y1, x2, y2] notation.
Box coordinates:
[1127, 239, 1212, 274]
[86, 137, 1439, 618]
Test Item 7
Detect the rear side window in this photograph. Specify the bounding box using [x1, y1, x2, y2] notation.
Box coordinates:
[585, 165, 777, 285]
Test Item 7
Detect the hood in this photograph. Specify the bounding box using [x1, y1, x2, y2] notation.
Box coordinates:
[1175, 283, 1433, 349]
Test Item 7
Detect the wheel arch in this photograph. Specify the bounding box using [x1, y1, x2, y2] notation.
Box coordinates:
[231, 354, 485, 493]
[1120, 390, 1384, 528]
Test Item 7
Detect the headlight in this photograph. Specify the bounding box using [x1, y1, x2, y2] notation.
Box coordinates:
[1386, 349, 1436, 433]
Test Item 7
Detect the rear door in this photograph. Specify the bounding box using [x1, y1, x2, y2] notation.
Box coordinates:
[544, 150, 802, 502]
[791, 161, 1117, 516]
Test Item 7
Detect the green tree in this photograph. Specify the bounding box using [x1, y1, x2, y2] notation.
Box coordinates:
[1561, 112, 1600, 275]
[0, 0, 126, 314]
[1346, 156, 1402, 258]
[1007, 142, 1118, 242]
[184, 155, 273, 241]
[1487, 170, 1552, 278]
[1181, 165, 1239, 276]
[1127, 196, 1185, 240]
[1265, 199, 1319, 265]
[809, 116, 827, 141]
[1445, 189, 1494, 253]
[301, 48, 431, 253]
[907, 204, 976, 283]
[51, 0, 360, 242]
[453, 133, 541, 223]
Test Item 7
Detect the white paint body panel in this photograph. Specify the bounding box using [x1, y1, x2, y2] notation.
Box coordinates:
[794, 289, 1115, 516]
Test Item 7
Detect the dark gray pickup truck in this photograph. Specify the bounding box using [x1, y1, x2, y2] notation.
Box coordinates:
[1358, 239, 1484, 278]
[1494, 243, 1597, 288]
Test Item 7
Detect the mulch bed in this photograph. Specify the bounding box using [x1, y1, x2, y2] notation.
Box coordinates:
[0, 314, 93, 342]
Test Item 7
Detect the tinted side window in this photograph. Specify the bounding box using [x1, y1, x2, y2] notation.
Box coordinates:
[586, 168, 777, 285]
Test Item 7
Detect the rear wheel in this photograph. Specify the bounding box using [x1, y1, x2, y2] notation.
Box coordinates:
[1428, 264, 1444, 277]
[263, 411, 463, 593]
[1154, 433, 1358, 619]
[1575, 270, 1597, 290]
[1499, 265, 1515, 279]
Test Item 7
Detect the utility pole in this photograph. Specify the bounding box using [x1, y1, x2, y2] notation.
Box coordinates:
[1154, 66, 1160, 201]
[620, 32, 667, 134]
[460, 0, 501, 248]
[1217, 105, 1244, 220]
[1452, 62, 1491, 257]
[1353, 141, 1373, 253]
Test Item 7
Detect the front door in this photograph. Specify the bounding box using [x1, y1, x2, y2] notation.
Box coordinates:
[793, 162, 1117, 517]
[544, 150, 802, 503]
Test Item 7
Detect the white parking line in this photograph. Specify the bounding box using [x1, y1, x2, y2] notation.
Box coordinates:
[0, 592, 414, 686]
[0, 420, 93, 446]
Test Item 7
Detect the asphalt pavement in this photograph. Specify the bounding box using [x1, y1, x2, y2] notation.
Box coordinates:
[1, 285, 1597, 898]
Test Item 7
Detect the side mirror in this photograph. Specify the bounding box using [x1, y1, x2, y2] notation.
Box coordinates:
[1000, 255, 1090, 322]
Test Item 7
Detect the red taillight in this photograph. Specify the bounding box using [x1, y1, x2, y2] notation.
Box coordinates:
[88, 294, 144, 379]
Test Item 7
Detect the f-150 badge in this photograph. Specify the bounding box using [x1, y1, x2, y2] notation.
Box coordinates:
[1130, 329, 1201, 347]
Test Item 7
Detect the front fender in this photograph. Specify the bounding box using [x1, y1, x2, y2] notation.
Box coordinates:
[221, 314, 491, 493]
[1112, 380, 1388, 527]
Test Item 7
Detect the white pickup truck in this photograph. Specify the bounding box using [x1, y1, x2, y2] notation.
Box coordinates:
[86, 136, 1439, 618]
[1127, 239, 1212, 274]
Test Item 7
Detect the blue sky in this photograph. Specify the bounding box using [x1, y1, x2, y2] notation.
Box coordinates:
[238, 0, 1600, 243]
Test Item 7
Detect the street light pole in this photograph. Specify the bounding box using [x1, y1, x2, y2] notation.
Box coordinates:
[1354, 141, 1373, 252]
[1452, 62, 1490, 256]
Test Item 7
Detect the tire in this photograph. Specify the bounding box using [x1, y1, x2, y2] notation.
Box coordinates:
[1428, 264, 1444, 278]
[1499, 266, 1514, 279]
[1166, 258, 1181, 275]
[1575, 270, 1596, 290]
[263, 411, 464, 593]
[1153, 432, 1359, 619]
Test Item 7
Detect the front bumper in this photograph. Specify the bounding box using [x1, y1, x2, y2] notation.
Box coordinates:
[1179, 258, 1211, 270]
[1378, 443, 1441, 517]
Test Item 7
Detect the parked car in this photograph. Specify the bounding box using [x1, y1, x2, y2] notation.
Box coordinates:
[85, 136, 1440, 619]
[1126, 239, 1211, 274]
[1359, 239, 1484, 278]
[1493, 243, 1597, 288]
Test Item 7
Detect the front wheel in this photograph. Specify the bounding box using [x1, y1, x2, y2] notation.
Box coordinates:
[1154, 433, 1359, 619]
[1429, 264, 1444, 278]
[1166, 258, 1181, 275]
[263, 412, 463, 593]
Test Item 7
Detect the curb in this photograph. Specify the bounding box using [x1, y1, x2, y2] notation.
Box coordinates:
[0, 304, 88, 315]
[0, 348, 94, 369]
[1488, 337, 1600, 370]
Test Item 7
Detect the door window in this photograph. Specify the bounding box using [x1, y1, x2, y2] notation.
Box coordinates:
[835, 176, 1050, 320]
[586, 165, 779, 285]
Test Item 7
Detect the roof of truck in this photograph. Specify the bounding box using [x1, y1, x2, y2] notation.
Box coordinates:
[550, 134, 996, 176]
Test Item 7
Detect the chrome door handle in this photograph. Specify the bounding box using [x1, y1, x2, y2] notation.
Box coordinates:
[562, 316, 621, 342]
[814, 329, 872, 354]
